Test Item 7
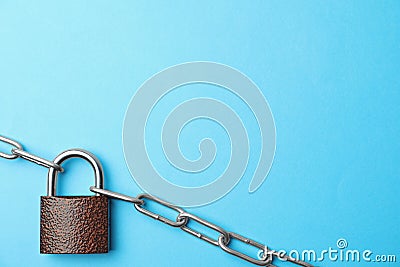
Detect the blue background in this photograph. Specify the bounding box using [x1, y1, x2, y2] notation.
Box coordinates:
[0, 1, 399, 266]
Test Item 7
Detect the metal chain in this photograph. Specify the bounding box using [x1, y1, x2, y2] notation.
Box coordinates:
[90, 187, 314, 267]
[0, 135, 63, 171]
[1, 135, 313, 267]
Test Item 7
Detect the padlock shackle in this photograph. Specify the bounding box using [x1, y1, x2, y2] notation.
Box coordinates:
[47, 149, 104, 196]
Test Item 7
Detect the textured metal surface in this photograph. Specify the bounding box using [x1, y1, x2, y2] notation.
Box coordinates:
[40, 196, 109, 254]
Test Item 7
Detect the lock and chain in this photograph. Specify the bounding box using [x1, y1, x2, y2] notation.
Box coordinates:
[0, 135, 314, 267]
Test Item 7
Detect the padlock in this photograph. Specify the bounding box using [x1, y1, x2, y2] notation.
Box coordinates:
[40, 149, 109, 254]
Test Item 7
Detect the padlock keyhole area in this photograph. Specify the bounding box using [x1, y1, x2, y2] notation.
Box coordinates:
[57, 158, 97, 196]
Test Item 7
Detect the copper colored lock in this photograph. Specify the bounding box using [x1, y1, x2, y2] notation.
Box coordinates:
[40, 149, 109, 254]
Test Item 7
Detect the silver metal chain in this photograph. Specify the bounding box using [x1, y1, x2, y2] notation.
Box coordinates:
[91, 187, 313, 267]
[0, 135, 63, 171]
[1, 135, 314, 267]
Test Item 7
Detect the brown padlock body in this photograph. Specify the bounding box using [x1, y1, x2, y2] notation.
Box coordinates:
[40, 195, 109, 254]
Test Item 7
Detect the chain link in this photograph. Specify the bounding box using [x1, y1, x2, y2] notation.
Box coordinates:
[218, 232, 272, 266]
[0, 135, 22, 159]
[90, 186, 144, 205]
[178, 211, 231, 246]
[134, 193, 187, 227]
[0, 135, 63, 171]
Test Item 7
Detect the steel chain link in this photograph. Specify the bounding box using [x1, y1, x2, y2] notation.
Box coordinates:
[0, 135, 63, 171]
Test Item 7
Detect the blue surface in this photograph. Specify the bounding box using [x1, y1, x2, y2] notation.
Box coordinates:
[0, 1, 399, 266]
